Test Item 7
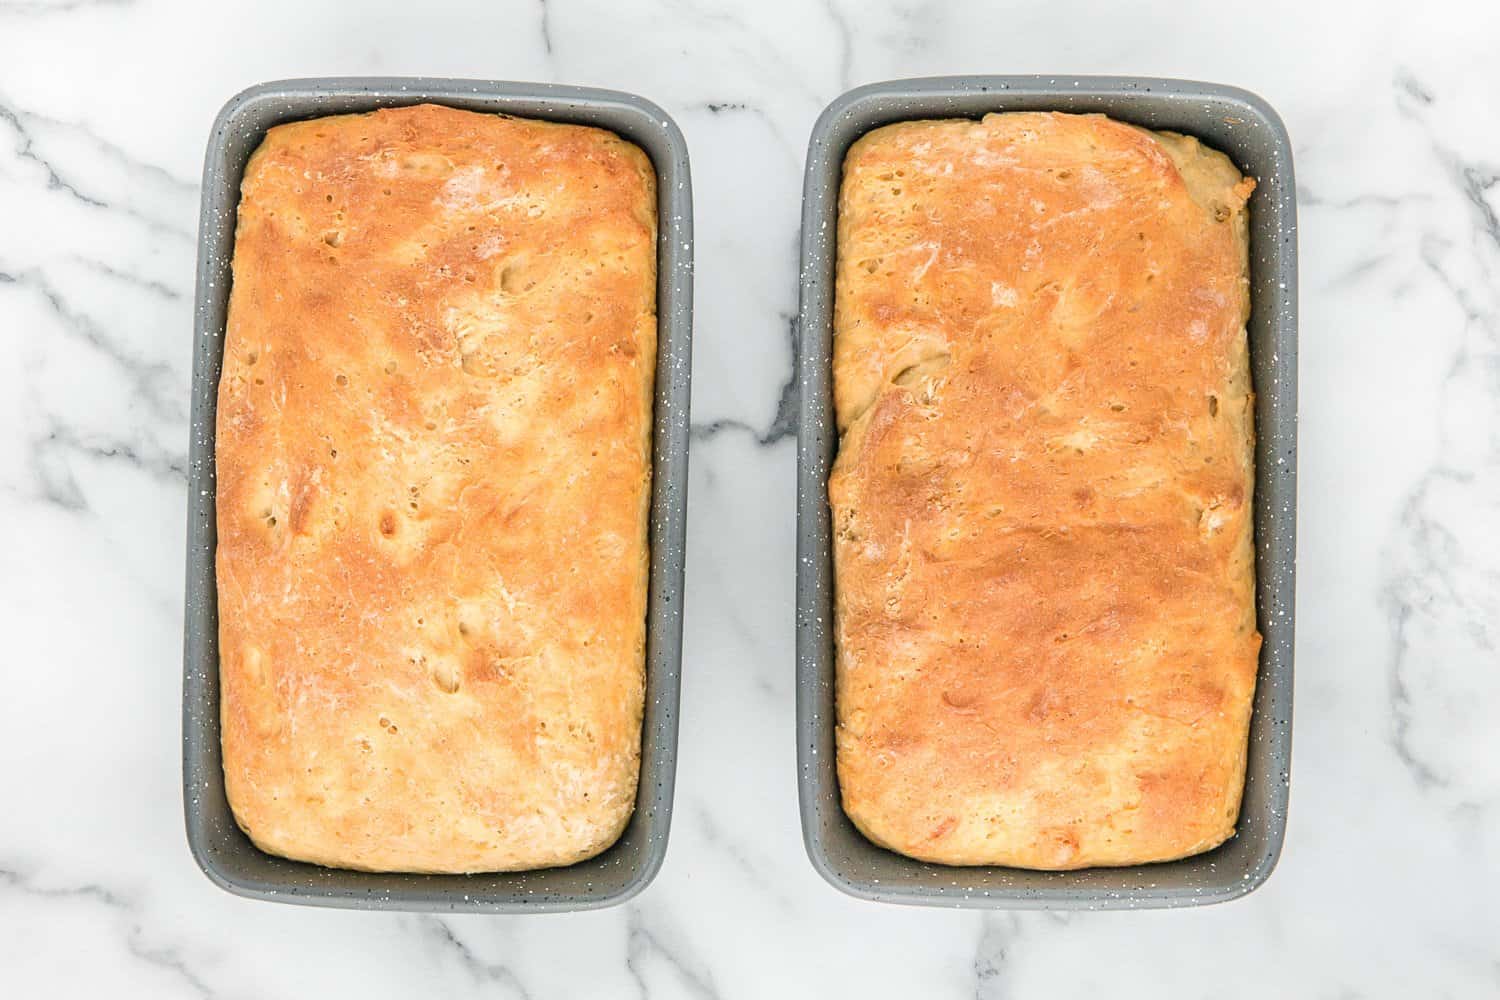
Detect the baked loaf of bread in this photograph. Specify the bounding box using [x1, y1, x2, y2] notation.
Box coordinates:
[216, 104, 657, 873]
[830, 112, 1259, 869]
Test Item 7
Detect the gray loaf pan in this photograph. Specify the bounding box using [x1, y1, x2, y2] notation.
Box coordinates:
[795, 76, 1297, 909]
[183, 78, 692, 912]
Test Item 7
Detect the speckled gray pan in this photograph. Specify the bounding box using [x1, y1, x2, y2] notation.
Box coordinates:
[184, 78, 692, 912]
[795, 76, 1297, 909]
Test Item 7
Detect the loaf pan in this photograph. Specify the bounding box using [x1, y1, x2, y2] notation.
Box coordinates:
[184, 78, 692, 912]
[795, 76, 1296, 909]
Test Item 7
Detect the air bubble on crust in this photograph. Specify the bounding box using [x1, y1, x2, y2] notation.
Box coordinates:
[431, 657, 462, 694]
[499, 263, 534, 294]
[891, 353, 952, 387]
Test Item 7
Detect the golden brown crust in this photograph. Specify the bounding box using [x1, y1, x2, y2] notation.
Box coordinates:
[830, 112, 1259, 869]
[216, 104, 656, 873]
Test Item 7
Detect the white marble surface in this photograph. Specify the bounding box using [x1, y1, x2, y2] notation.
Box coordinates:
[2, 0, 1498, 995]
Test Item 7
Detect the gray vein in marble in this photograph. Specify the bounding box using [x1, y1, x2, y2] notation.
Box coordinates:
[37, 421, 187, 484]
[0, 95, 195, 240]
[687, 100, 799, 166]
[18, 99, 195, 193]
[972, 913, 1013, 1000]
[1385, 600, 1448, 790]
[676, 525, 782, 699]
[0, 867, 214, 999]
[1323, 251, 1391, 290]
[1455, 166, 1500, 246]
[626, 907, 720, 1000]
[1395, 69, 1435, 106]
[887, 0, 943, 55]
[1299, 188, 1435, 212]
[658, 0, 823, 106]
[73, 255, 185, 301]
[1382, 282, 1485, 794]
[0, 103, 109, 209]
[821, 0, 854, 90]
[536, 0, 553, 55]
[1380, 70, 1500, 798]
[691, 313, 796, 445]
[11, 371, 89, 510]
[118, 934, 215, 1000]
[27, 437, 86, 510]
[1418, 235, 1485, 324]
[413, 916, 532, 999]
[693, 805, 793, 910]
[0, 268, 182, 420]
[0, 0, 131, 14]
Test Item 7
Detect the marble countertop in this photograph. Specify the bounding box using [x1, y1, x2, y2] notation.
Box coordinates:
[3, 0, 1497, 995]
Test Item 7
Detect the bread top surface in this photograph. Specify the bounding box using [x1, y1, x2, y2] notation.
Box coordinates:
[830, 112, 1259, 869]
[215, 103, 657, 873]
